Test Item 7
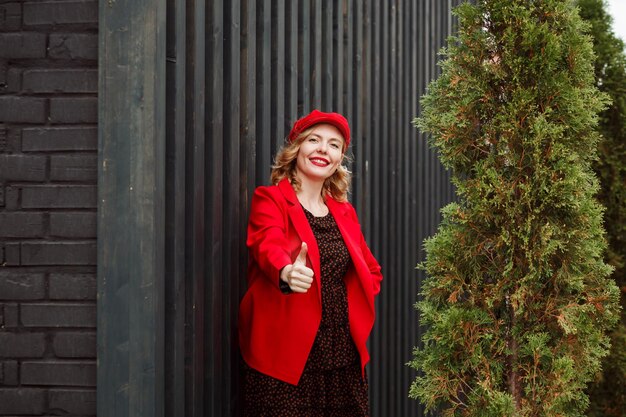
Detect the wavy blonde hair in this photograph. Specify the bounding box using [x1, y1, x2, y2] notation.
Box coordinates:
[270, 126, 352, 202]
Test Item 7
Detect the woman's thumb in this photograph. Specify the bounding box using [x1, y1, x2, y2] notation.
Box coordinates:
[295, 242, 308, 264]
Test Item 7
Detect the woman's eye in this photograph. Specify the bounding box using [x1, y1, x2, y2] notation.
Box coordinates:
[330, 143, 340, 149]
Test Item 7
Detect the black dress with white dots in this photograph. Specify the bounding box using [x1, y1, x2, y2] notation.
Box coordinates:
[243, 207, 370, 417]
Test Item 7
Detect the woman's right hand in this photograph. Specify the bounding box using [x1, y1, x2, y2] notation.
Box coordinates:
[280, 242, 314, 293]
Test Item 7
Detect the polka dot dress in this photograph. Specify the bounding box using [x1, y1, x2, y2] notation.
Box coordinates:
[243, 207, 370, 417]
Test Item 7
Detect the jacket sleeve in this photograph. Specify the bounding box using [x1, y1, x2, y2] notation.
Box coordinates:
[246, 186, 293, 288]
[349, 203, 383, 295]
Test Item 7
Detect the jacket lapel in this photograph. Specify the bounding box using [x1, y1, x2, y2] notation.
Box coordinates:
[326, 198, 360, 252]
[327, 197, 376, 314]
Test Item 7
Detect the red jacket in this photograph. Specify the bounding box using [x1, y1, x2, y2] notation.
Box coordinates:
[238, 178, 383, 385]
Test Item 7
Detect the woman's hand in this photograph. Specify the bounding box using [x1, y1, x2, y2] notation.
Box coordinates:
[280, 242, 314, 293]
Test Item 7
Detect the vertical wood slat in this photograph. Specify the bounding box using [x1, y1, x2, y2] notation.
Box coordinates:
[334, 0, 344, 114]
[271, 0, 286, 153]
[311, 0, 322, 108]
[322, 0, 333, 110]
[353, 0, 365, 212]
[241, 0, 257, 196]
[342, 0, 352, 126]
[164, 0, 186, 415]
[224, 1, 242, 415]
[97, 0, 166, 415]
[206, 1, 224, 414]
[285, 1, 298, 129]
[184, 0, 207, 416]
[299, 0, 311, 114]
[238, 2, 257, 415]
[369, 1, 383, 413]
[256, 0, 272, 182]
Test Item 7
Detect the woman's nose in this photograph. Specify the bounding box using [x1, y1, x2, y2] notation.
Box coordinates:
[317, 140, 328, 153]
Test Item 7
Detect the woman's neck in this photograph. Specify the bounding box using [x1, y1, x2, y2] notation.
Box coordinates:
[295, 176, 328, 215]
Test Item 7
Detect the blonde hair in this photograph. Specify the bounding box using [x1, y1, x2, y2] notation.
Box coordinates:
[270, 126, 352, 202]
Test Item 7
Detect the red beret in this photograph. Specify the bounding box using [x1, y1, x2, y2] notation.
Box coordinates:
[288, 110, 351, 146]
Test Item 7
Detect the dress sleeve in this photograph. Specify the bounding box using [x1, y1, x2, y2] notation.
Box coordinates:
[246, 186, 293, 288]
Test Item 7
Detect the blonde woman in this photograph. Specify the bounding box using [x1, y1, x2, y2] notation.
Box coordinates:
[239, 110, 382, 416]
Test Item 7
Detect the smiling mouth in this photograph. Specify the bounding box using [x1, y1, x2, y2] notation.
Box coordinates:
[309, 157, 330, 167]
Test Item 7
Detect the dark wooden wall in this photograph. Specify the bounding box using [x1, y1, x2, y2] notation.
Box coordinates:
[99, 1, 461, 416]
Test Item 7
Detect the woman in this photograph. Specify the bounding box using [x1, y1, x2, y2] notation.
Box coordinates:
[238, 110, 383, 416]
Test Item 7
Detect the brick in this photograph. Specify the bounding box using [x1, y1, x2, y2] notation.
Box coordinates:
[21, 242, 97, 265]
[49, 389, 96, 415]
[0, 126, 20, 153]
[22, 126, 97, 152]
[50, 212, 96, 238]
[0, 3, 22, 31]
[50, 155, 97, 182]
[0, 213, 42, 240]
[0, 32, 46, 59]
[0, 332, 46, 357]
[6, 67, 21, 92]
[0, 67, 21, 93]
[24, 1, 97, 26]
[0, 212, 45, 238]
[5, 127, 20, 152]
[0, 271, 45, 299]
[53, 332, 95, 357]
[4, 186, 18, 210]
[0, 155, 46, 182]
[2, 243, 20, 265]
[21, 185, 97, 208]
[50, 97, 97, 124]
[0, 388, 45, 414]
[21, 303, 95, 327]
[50, 273, 96, 300]
[0, 361, 18, 385]
[0, 303, 19, 327]
[21, 360, 96, 386]
[0, 96, 46, 123]
[23, 68, 97, 93]
[48, 33, 97, 60]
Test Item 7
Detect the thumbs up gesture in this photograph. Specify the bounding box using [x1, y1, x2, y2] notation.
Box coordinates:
[280, 242, 314, 293]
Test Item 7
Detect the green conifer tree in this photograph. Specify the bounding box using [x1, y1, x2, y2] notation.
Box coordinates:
[408, 1, 621, 416]
[576, 1, 626, 415]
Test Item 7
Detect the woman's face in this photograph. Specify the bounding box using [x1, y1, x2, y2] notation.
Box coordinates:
[295, 123, 345, 184]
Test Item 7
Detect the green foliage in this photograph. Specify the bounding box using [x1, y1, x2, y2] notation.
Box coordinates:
[408, 1, 621, 416]
[576, 1, 626, 415]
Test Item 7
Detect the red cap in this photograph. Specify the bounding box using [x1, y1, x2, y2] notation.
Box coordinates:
[288, 110, 351, 147]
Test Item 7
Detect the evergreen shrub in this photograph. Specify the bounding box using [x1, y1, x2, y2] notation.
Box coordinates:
[409, 1, 621, 416]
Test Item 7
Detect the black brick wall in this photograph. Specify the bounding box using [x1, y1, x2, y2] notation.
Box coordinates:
[0, 1, 97, 415]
